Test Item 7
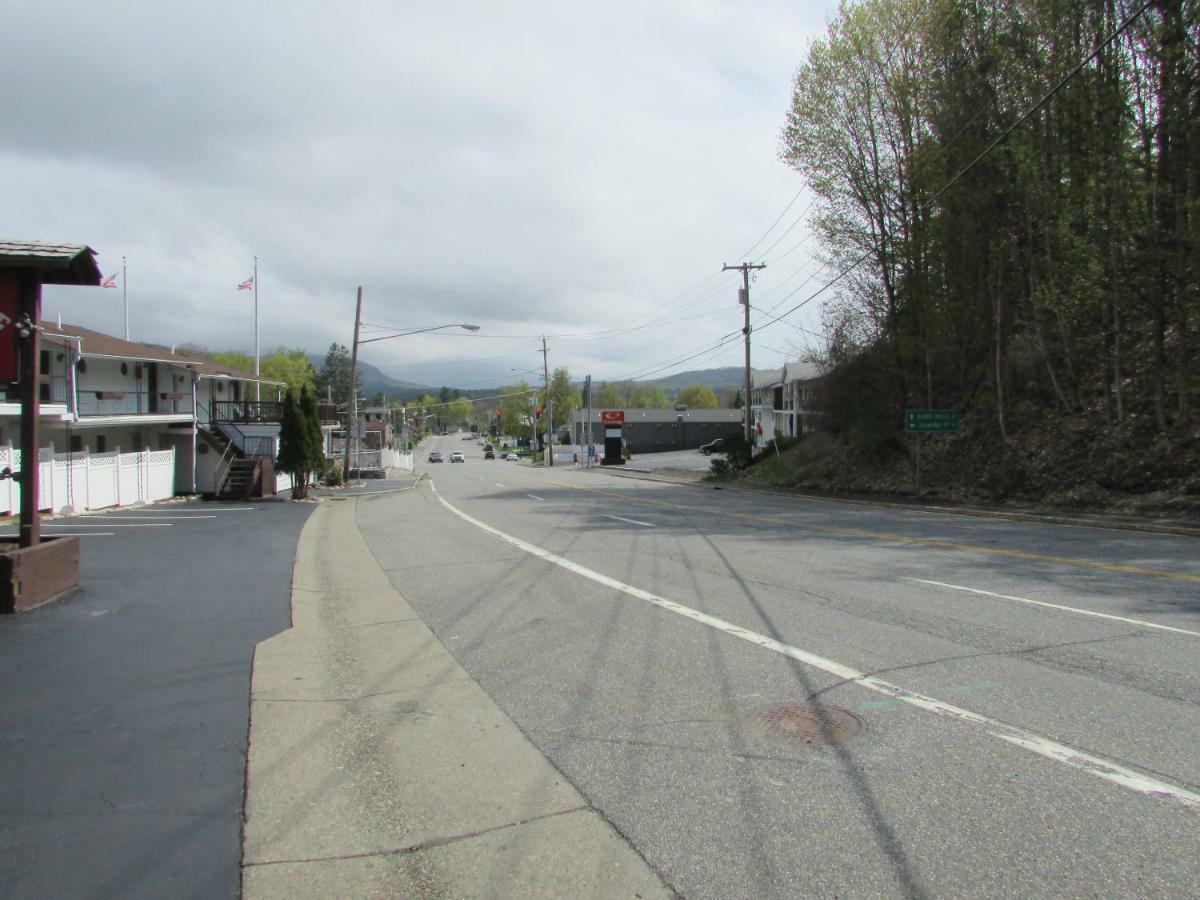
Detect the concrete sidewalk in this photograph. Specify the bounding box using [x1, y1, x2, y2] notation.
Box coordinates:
[241, 496, 672, 898]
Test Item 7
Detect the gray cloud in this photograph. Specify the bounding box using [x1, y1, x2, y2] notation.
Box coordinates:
[6, 0, 835, 387]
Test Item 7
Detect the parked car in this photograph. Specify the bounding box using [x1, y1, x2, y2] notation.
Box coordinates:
[450, 451, 465, 463]
[428, 451, 443, 463]
[505, 452, 519, 461]
[699, 438, 725, 455]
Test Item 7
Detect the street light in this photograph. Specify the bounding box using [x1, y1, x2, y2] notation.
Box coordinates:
[343, 286, 479, 481]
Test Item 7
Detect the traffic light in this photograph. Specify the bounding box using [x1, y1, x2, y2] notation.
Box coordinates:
[535, 407, 543, 418]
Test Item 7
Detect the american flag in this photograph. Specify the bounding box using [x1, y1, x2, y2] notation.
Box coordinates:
[237, 277, 254, 291]
[101, 274, 118, 288]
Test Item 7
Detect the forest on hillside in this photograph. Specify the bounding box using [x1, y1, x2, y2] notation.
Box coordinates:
[783, 0, 1197, 455]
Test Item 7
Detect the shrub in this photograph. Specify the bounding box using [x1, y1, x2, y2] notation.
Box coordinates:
[323, 461, 344, 487]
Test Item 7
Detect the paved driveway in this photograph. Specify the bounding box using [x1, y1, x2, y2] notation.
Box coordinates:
[0, 498, 314, 900]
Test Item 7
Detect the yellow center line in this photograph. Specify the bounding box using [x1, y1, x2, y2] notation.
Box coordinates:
[504, 470, 1200, 584]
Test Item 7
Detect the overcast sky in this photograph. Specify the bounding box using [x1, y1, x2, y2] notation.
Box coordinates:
[4, 1, 838, 388]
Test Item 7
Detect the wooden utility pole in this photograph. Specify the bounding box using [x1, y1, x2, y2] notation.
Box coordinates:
[17, 272, 41, 547]
[723, 262, 766, 445]
[343, 286, 363, 481]
[540, 336, 553, 466]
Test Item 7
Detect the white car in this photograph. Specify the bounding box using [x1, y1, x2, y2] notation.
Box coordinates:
[450, 451, 465, 463]
[505, 452, 519, 461]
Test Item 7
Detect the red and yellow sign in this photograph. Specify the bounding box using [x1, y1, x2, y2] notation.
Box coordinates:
[601, 410, 624, 425]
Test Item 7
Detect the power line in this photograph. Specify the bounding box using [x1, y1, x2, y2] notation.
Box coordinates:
[755, 196, 817, 261]
[738, 188, 805, 260]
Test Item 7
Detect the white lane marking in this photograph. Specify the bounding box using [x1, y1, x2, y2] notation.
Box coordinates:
[527, 494, 545, 501]
[38, 523, 172, 528]
[113, 507, 257, 512]
[495, 483, 505, 488]
[0, 532, 115, 537]
[79, 515, 218, 520]
[431, 485, 1200, 811]
[603, 514, 655, 528]
[910, 578, 1200, 639]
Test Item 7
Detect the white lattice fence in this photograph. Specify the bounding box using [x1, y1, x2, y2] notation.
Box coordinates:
[0, 444, 177, 515]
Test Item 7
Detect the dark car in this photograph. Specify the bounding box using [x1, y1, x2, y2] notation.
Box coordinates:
[428, 451, 443, 463]
[483, 448, 495, 459]
[700, 438, 725, 455]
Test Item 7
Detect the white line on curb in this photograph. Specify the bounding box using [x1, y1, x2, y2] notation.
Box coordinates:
[910, 578, 1200, 638]
[430, 483, 1200, 811]
[527, 494, 545, 501]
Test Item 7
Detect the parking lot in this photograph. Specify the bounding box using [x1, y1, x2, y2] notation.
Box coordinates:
[0, 498, 314, 899]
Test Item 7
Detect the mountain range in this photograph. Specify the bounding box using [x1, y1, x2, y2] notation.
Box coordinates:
[307, 357, 776, 402]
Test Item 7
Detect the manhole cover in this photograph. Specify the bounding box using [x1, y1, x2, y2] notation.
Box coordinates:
[751, 703, 863, 746]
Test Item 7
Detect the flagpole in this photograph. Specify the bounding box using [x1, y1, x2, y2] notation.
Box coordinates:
[254, 256, 260, 402]
[122, 255, 129, 341]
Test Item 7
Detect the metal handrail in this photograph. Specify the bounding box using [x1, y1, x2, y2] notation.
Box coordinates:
[213, 438, 236, 495]
[212, 420, 274, 459]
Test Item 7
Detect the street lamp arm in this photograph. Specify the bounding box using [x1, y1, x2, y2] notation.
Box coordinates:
[358, 323, 480, 344]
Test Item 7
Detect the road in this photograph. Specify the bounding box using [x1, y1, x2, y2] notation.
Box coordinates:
[363, 434, 1200, 897]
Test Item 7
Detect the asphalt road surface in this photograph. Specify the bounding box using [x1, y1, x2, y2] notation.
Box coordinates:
[0, 498, 314, 900]
[360, 435, 1200, 898]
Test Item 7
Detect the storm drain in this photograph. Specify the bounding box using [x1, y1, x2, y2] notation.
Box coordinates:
[750, 703, 863, 747]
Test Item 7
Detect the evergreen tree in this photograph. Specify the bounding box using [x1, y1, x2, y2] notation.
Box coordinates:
[316, 343, 352, 408]
[299, 385, 326, 481]
[276, 391, 311, 499]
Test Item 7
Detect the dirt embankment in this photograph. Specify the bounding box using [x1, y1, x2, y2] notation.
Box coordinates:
[737, 408, 1200, 518]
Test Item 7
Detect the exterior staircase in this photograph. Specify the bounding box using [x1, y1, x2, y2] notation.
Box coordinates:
[217, 457, 262, 499]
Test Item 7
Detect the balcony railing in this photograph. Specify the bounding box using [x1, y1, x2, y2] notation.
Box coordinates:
[76, 391, 151, 416]
[74, 390, 195, 417]
[212, 400, 283, 425]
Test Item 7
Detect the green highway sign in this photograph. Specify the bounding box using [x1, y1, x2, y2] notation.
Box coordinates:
[905, 409, 958, 433]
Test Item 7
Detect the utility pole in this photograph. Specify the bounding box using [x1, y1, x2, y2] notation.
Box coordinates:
[540, 336, 553, 467]
[583, 374, 592, 467]
[343, 286, 363, 482]
[723, 262, 766, 445]
[253, 256, 261, 402]
[122, 255, 129, 341]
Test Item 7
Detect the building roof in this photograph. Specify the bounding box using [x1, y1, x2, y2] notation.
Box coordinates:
[198, 360, 285, 386]
[782, 360, 823, 383]
[39, 320, 283, 385]
[752, 362, 823, 391]
[752, 368, 783, 389]
[0, 241, 102, 285]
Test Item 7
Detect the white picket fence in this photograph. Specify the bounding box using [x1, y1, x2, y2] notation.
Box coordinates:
[0, 444, 177, 515]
